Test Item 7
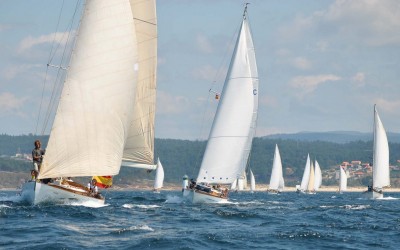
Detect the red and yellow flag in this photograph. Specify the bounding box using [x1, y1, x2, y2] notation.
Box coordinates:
[93, 176, 112, 189]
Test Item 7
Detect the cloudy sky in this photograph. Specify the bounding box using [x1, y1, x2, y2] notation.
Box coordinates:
[1, 0, 399, 140]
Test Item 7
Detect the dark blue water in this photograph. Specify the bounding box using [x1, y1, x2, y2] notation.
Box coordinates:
[1, 190, 399, 250]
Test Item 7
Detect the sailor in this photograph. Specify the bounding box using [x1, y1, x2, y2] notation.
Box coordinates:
[32, 140, 45, 179]
[88, 179, 98, 195]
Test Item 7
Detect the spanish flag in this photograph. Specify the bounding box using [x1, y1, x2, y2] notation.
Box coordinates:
[93, 176, 112, 189]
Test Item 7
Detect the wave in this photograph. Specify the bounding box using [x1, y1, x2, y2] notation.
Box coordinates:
[376, 196, 399, 200]
[69, 201, 109, 208]
[122, 204, 161, 209]
[164, 195, 184, 204]
[342, 204, 370, 210]
[113, 224, 155, 234]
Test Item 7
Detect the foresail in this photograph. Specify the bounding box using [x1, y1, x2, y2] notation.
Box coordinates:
[314, 160, 322, 191]
[40, 0, 140, 179]
[373, 106, 390, 188]
[196, 13, 258, 184]
[307, 161, 315, 192]
[300, 154, 311, 190]
[154, 158, 164, 190]
[122, 0, 157, 166]
[250, 169, 256, 191]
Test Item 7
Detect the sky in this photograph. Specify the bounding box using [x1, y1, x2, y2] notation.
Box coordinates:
[0, 0, 399, 140]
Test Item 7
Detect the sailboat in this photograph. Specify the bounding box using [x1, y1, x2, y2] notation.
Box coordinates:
[153, 158, 164, 193]
[297, 154, 316, 194]
[183, 5, 259, 203]
[20, 0, 158, 205]
[268, 144, 284, 194]
[314, 160, 322, 191]
[249, 169, 256, 193]
[339, 166, 347, 193]
[365, 105, 390, 199]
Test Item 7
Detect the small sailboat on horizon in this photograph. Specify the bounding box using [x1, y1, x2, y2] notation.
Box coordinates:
[268, 144, 284, 194]
[296, 154, 316, 194]
[364, 105, 390, 199]
[183, 5, 259, 203]
[339, 166, 347, 194]
[153, 158, 164, 193]
[249, 169, 256, 193]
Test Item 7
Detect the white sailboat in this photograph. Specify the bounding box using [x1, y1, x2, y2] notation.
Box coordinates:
[306, 161, 316, 194]
[153, 158, 164, 193]
[314, 160, 322, 191]
[339, 166, 347, 193]
[249, 169, 256, 193]
[20, 0, 158, 205]
[268, 144, 284, 194]
[297, 154, 311, 193]
[183, 5, 259, 203]
[365, 105, 390, 199]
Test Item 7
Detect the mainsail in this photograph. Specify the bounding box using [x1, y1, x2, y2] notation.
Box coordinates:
[39, 0, 157, 179]
[339, 166, 347, 192]
[373, 105, 390, 189]
[307, 161, 315, 192]
[196, 10, 258, 184]
[269, 144, 284, 190]
[299, 154, 311, 191]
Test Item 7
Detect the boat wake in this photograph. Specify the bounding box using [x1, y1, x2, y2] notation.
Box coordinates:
[376, 196, 399, 200]
[165, 195, 184, 204]
[69, 201, 109, 208]
[0, 194, 25, 203]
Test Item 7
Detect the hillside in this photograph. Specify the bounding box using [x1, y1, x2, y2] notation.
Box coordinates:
[1, 134, 400, 188]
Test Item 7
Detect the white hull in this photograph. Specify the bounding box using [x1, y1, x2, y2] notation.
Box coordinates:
[182, 188, 228, 204]
[20, 181, 105, 205]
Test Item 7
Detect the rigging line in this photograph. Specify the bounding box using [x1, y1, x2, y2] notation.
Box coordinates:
[34, 0, 66, 135]
[132, 17, 156, 26]
[41, 0, 82, 135]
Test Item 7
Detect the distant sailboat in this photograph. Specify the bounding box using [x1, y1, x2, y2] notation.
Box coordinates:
[297, 154, 311, 193]
[314, 160, 322, 191]
[306, 161, 316, 194]
[268, 144, 284, 194]
[249, 169, 256, 193]
[339, 166, 347, 193]
[20, 0, 158, 205]
[365, 105, 390, 199]
[183, 5, 259, 203]
[153, 158, 164, 193]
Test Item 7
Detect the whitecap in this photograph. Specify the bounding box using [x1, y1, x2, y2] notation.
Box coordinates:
[165, 195, 183, 204]
[129, 224, 154, 232]
[122, 204, 160, 209]
[69, 200, 109, 208]
[376, 196, 399, 200]
[342, 205, 370, 210]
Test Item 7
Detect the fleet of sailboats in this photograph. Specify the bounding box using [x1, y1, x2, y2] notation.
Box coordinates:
[268, 144, 284, 194]
[20, 0, 158, 205]
[183, 5, 259, 203]
[365, 105, 390, 199]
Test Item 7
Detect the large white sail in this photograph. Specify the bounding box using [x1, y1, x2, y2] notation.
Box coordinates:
[373, 105, 390, 188]
[339, 166, 347, 192]
[300, 154, 311, 191]
[196, 12, 258, 184]
[40, 0, 144, 179]
[314, 160, 322, 191]
[122, 0, 157, 167]
[153, 158, 164, 190]
[269, 144, 283, 190]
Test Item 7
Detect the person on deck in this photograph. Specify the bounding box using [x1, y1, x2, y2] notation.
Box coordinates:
[88, 179, 98, 195]
[32, 140, 45, 179]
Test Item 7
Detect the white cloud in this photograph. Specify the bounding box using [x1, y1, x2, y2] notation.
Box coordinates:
[2, 64, 42, 80]
[351, 72, 365, 87]
[290, 74, 341, 98]
[0, 92, 26, 115]
[279, 0, 400, 46]
[17, 31, 71, 54]
[156, 91, 191, 115]
[291, 57, 312, 70]
[196, 33, 213, 53]
[374, 98, 400, 114]
[191, 64, 223, 82]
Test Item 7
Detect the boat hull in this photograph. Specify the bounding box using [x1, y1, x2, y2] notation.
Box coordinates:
[20, 181, 105, 205]
[182, 188, 228, 204]
[363, 189, 383, 199]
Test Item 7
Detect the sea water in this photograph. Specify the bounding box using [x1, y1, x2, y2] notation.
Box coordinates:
[1, 190, 399, 249]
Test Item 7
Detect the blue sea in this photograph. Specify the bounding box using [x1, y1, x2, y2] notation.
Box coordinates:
[1, 190, 399, 250]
